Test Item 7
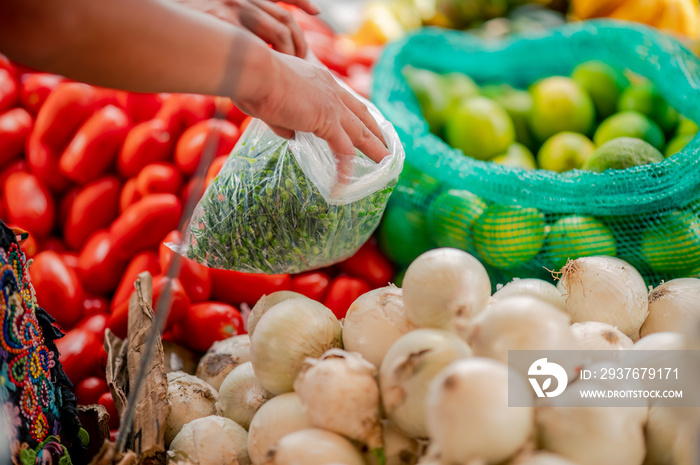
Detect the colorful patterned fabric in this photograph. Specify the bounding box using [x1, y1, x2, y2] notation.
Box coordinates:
[0, 221, 82, 462]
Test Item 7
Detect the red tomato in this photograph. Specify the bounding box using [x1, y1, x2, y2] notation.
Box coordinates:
[75, 376, 109, 405]
[115, 92, 164, 124]
[77, 313, 108, 339]
[0, 69, 19, 114]
[25, 136, 71, 193]
[291, 271, 332, 301]
[64, 177, 121, 250]
[8, 223, 38, 259]
[323, 276, 372, 319]
[56, 327, 102, 384]
[210, 269, 292, 306]
[33, 82, 98, 150]
[117, 119, 174, 177]
[119, 177, 141, 212]
[77, 230, 129, 295]
[59, 251, 79, 270]
[30, 250, 84, 329]
[338, 239, 394, 288]
[156, 94, 216, 136]
[0, 108, 33, 166]
[3, 171, 56, 238]
[175, 119, 240, 175]
[58, 186, 79, 227]
[59, 105, 130, 184]
[0, 159, 26, 189]
[109, 193, 182, 259]
[110, 251, 161, 311]
[82, 295, 110, 318]
[180, 302, 244, 352]
[238, 116, 253, 134]
[205, 156, 227, 186]
[98, 392, 120, 430]
[0, 55, 16, 74]
[107, 275, 190, 339]
[159, 230, 211, 302]
[136, 162, 183, 196]
[19, 73, 66, 115]
[180, 177, 204, 206]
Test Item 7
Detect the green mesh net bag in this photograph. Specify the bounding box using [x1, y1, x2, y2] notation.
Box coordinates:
[371, 20, 700, 287]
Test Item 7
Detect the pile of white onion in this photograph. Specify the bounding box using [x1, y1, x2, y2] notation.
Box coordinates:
[163, 248, 699, 465]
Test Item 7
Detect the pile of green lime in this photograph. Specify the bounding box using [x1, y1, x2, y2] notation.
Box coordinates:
[393, 61, 700, 275]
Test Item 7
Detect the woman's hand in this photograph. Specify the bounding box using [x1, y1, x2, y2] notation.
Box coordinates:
[172, 0, 318, 58]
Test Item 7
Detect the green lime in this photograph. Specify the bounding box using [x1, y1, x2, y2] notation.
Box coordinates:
[442, 72, 480, 104]
[665, 134, 693, 158]
[491, 143, 537, 170]
[617, 82, 679, 135]
[485, 85, 537, 150]
[398, 163, 443, 199]
[544, 215, 617, 270]
[378, 205, 434, 267]
[528, 76, 596, 142]
[676, 115, 699, 137]
[445, 96, 516, 160]
[537, 131, 596, 172]
[593, 111, 665, 150]
[583, 137, 664, 172]
[403, 66, 452, 134]
[471, 205, 546, 269]
[571, 61, 629, 119]
[428, 189, 487, 250]
[641, 210, 700, 273]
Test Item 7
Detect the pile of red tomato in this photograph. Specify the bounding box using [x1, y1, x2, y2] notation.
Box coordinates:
[0, 8, 389, 425]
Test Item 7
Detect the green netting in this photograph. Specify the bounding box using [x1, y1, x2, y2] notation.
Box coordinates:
[371, 20, 700, 287]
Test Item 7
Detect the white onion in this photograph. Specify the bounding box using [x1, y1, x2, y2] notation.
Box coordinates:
[634, 332, 685, 351]
[382, 421, 421, 465]
[536, 381, 646, 465]
[645, 406, 700, 465]
[195, 334, 251, 391]
[571, 321, 633, 350]
[247, 291, 307, 337]
[247, 393, 311, 465]
[250, 298, 342, 394]
[511, 452, 578, 465]
[219, 361, 274, 429]
[380, 329, 472, 439]
[169, 415, 250, 465]
[641, 278, 700, 337]
[402, 248, 491, 337]
[467, 296, 577, 377]
[342, 286, 417, 367]
[294, 349, 382, 448]
[492, 278, 565, 312]
[264, 428, 365, 465]
[165, 371, 220, 446]
[425, 357, 534, 464]
[558, 256, 648, 339]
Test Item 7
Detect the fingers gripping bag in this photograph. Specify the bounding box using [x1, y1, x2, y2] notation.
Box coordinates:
[181, 87, 404, 274]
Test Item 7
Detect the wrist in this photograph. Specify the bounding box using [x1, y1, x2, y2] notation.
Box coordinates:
[224, 32, 277, 112]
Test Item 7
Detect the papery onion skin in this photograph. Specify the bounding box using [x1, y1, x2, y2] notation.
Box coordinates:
[512, 452, 578, 465]
[402, 248, 491, 336]
[170, 415, 250, 465]
[247, 392, 312, 465]
[645, 406, 700, 465]
[491, 278, 565, 312]
[251, 298, 342, 395]
[571, 321, 633, 350]
[633, 332, 685, 351]
[219, 361, 274, 430]
[641, 278, 700, 337]
[425, 357, 534, 465]
[342, 286, 416, 368]
[263, 428, 366, 465]
[558, 256, 648, 340]
[195, 334, 251, 391]
[248, 291, 307, 337]
[379, 328, 472, 439]
[165, 371, 221, 447]
[294, 349, 382, 449]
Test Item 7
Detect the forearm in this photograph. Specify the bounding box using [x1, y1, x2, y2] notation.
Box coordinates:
[0, 0, 271, 96]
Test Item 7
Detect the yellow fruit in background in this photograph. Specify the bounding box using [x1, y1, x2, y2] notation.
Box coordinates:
[570, 0, 625, 19]
[608, 0, 666, 24]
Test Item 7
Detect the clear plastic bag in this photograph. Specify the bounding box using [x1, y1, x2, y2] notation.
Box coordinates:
[180, 88, 404, 274]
